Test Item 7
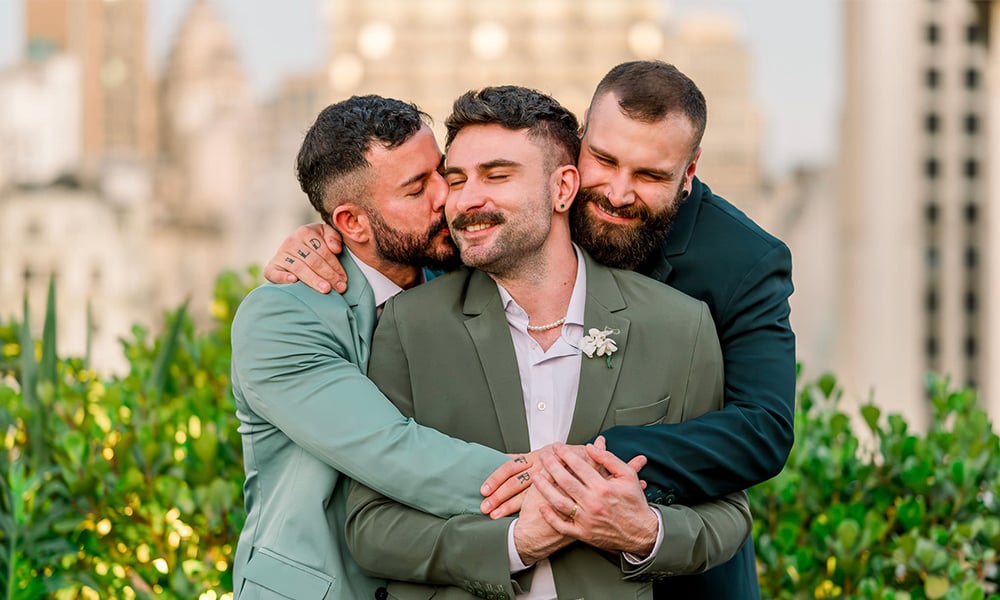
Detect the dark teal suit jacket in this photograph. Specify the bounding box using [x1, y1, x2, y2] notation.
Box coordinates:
[600, 177, 796, 600]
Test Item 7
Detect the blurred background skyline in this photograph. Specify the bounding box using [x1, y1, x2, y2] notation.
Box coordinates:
[0, 0, 841, 176]
[1, 0, 997, 428]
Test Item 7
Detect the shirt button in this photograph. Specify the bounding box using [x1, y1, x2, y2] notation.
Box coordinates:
[537, 401, 546, 411]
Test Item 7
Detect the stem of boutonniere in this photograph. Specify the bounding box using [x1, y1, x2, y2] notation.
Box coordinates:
[606, 355, 613, 369]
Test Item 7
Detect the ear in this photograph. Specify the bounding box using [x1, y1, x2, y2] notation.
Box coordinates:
[684, 147, 702, 188]
[552, 164, 580, 214]
[331, 203, 371, 244]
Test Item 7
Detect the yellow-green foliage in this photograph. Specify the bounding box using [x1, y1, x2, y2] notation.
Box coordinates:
[1, 270, 998, 599]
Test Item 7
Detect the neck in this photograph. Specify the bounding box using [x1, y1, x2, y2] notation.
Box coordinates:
[346, 243, 422, 289]
[492, 236, 578, 329]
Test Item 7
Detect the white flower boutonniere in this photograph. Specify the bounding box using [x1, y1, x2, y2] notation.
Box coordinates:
[580, 327, 619, 369]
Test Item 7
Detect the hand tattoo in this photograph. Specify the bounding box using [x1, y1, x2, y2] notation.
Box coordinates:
[514, 456, 528, 464]
[308, 238, 322, 250]
[297, 249, 309, 259]
[284, 257, 295, 265]
[516, 472, 531, 485]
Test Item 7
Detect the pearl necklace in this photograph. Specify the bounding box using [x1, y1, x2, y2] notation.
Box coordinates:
[526, 316, 567, 332]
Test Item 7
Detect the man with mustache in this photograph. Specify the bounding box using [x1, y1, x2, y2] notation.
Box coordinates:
[231, 95, 539, 600]
[344, 84, 750, 599]
[265, 61, 795, 599]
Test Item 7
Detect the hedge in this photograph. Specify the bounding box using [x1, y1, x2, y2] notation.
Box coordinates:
[1, 270, 997, 599]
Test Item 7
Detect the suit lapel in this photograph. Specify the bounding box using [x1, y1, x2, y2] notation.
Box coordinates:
[462, 270, 532, 453]
[567, 253, 630, 444]
[340, 252, 376, 369]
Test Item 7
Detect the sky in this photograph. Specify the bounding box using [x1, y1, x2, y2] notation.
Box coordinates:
[0, 0, 840, 177]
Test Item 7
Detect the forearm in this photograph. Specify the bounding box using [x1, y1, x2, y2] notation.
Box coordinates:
[233, 286, 507, 516]
[345, 480, 518, 595]
[603, 396, 792, 503]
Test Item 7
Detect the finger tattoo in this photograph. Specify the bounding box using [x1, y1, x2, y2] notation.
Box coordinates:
[309, 238, 322, 250]
[513, 456, 528, 465]
[297, 249, 309, 259]
[516, 473, 531, 485]
[284, 257, 295, 265]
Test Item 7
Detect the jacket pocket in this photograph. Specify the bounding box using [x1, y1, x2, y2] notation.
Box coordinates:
[242, 547, 335, 599]
[614, 397, 670, 426]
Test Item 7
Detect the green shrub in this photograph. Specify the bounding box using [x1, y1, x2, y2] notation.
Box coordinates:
[1, 271, 998, 598]
[753, 373, 1000, 599]
[0, 269, 259, 599]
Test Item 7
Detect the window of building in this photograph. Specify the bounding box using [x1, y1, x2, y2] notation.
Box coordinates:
[965, 336, 977, 358]
[926, 68, 940, 88]
[965, 246, 978, 268]
[965, 290, 977, 313]
[926, 23, 940, 43]
[925, 202, 939, 223]
[925, 113, 940, 133]
[926, 245, 939, 269]
[925, 158, 940, 178]
[965, 113, 979, 134]
[965, 68, 980, 89]
[964, 202, 978, 224]
[964, 158, 978, 179]
[926, 288, 938, 312]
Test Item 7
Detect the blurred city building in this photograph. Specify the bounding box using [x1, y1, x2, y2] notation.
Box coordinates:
[838, 0, 999, 424]
[153, 0, 258, 321]
[24, 0, 157, 178]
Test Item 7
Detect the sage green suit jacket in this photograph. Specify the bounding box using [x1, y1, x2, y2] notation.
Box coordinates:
[345, 252, 752, 600]
[231, 253, 507, 600]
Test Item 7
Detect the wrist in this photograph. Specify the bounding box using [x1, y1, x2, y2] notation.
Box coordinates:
[622, 507, 659, 556]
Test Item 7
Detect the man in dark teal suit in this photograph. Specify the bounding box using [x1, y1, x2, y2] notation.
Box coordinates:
[265, 61, 795, 599]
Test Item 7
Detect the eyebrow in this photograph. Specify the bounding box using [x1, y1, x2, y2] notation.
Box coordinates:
[442, 158, 521, 178]
[400, 170, 430, 188]
[587, 142, 674, 180]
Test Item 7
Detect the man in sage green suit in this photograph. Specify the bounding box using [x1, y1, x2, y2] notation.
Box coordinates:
[344, 87, 751, 600]
[231, 96, 517, 599]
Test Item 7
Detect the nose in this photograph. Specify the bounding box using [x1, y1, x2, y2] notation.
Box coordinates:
[446, 176, 487, 219]
[604, 170, 636, 207]
[428, 171, 448, 212]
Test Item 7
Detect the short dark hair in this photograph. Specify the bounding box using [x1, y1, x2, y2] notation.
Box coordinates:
[444, 85, 580, 169]
[590, 61, 707, 155]
[296, 95, 430, 225]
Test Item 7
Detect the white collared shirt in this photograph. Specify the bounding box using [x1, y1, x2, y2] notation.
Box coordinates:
[345, 248, 423, 317]
[498, 248, 587, 600]
[499, 246, 662, 599]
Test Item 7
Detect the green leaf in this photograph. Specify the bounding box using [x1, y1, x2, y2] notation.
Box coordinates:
[39, 276, 58, 387]
[861, 404, 881, 433]
[924, 575, 949, 599]
[146, 303, 188, 398]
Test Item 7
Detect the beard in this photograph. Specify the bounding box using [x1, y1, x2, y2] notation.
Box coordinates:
[569, 184, 685, 271]
[366, 208, 462, 271]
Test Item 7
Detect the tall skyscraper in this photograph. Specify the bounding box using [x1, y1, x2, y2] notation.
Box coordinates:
[25, 0, 156, 176]
[839, 0, 998, 424]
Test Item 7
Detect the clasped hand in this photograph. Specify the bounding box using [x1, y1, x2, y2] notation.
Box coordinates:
[483, 436, 656, 562]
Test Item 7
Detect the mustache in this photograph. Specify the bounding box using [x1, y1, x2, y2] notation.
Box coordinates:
[450, 210, 506, 230]
[578, 189, 651, 220]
